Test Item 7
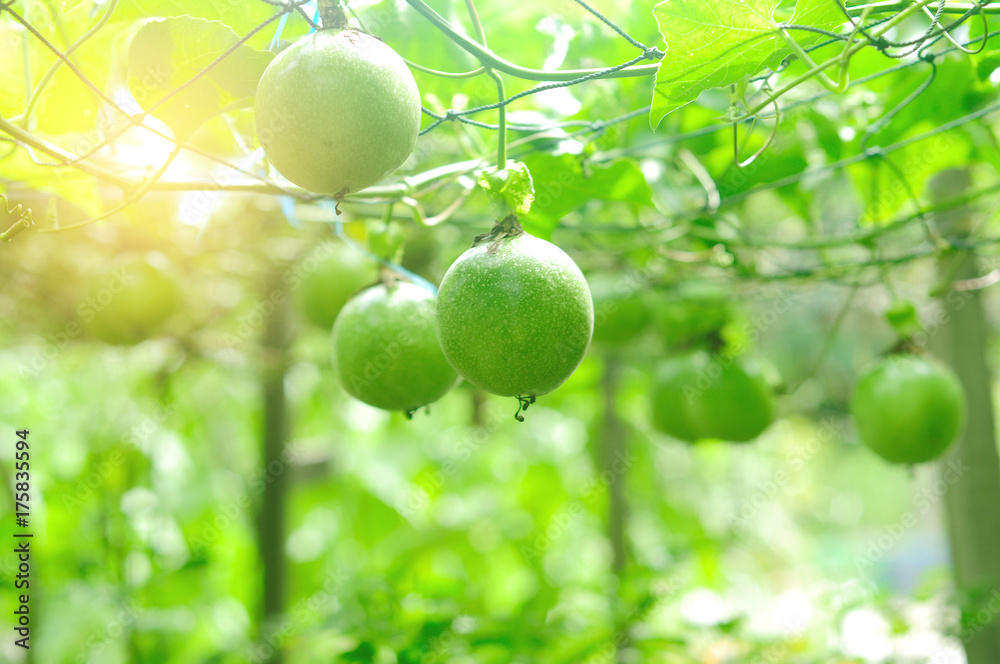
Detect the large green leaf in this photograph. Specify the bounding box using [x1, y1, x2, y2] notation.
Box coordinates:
[127, 17, 274, 136]
[520, 154, 653, 239]
[114, 0, 287, 48]
[649, 0, 843, 128]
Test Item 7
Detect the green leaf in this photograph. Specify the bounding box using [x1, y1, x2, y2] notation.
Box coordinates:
[886, 299, 923, 340]
[650, 0, 785, 128]
[127, 17, 274, 136]
[789, 0, 846, 40]
[477, 160, 536, 217]
[975, 50, 1000, 82]
[341, 641, 376, 662]
[367, 221, 405, 264]
[521, 154, 653, 239]
[114, 1, 284, 47]
[649, 0, 843, 128]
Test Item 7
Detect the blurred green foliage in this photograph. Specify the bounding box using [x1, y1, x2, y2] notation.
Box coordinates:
[3, 0, 1000, 662]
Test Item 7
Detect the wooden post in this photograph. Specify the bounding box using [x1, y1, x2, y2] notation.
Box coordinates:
[257, 282, 292, 664]
[930, 169, 1000, 663]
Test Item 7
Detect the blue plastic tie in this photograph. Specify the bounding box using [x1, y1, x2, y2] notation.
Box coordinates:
[267, 7, 435, 295]
[318, 201, 439, 295]
[268, 13, 289, 51]
[268, 1, 319, 51]
[279, 196, 302, 228]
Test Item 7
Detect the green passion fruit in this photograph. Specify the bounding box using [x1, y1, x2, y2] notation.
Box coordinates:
[331, 282, 458, 413]
[435, 227, 594, 398]
[654, 291, 734, 350]
[80, 259, 179, 346]
[254, 29, 421, 196]
[851, 355, 966, 465]
[651, 351, 775, 443]
[294, 245, 378, 331]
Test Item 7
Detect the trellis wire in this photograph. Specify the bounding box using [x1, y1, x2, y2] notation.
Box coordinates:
[411, 10, 957, 136]
[0, 0, 996, 246]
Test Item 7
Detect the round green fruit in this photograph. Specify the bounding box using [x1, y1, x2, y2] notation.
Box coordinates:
[589, 276, 652, 348]
[651, 351, 775, 443]
[851, 355, 965, 465]
[254, 29, 421, 195]
[295, 246, 377, 331]
[654, 289, 733, 349]
[436, 230, 594, 397]
[81, 259, 179, 346]
[331, 282, 458, 412]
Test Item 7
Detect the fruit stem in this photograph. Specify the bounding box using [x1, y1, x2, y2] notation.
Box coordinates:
[462, 0, 507, 171]
[489, 70, 507, 168]
[472, 214, 523, 247]
[318, 0, 349, 30]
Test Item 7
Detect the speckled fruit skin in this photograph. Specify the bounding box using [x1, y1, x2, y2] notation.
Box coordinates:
[254, 29, 421, 195]
[82, 260, 179, 346]
[435, 232, 594, 397]
[331, 282, 458, 412]
[295, 247, 377, 331]
[851, 355, 966, 465]
[651, 352, 775, 443]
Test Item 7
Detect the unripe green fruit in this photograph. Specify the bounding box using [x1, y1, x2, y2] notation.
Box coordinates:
[654, 293, 732, 349]
[651, 351, 775, 443]
[254, 29, 421, 195]
[82, 259, 179, 346]
[851, 355, 965, 465]
[295, 246, 377, 331]
[436, 231, 594, 397]
[331, 282, 458, 412]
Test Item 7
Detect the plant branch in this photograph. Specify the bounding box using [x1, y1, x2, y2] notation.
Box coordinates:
[402, 0, 659, 81]
[16, 0, 119, 129]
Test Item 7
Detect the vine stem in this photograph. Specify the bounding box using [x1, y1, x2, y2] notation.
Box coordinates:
[461, 0, 507, 169]
[39, 141, 185, 233]
[740, 0, 940, 120]
[0, 114, 131, 187]
[490, 70, 507, 167]
[851, 1, 1000, 15]
[403, 0, 658, 81]
[317, 0, 348, 30]
[783, 285, 858, 395]
[401, 0, 964, 84]
[16, 0, 119, 129]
